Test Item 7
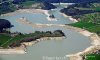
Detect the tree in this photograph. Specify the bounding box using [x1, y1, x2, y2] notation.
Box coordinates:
[0, 19, 13, 32]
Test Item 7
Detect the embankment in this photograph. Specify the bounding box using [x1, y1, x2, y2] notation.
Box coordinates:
[0, 37, 65, 54]
[60, 13, 78, 22]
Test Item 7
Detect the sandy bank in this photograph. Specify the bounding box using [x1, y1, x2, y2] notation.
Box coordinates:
[0, 8, 57, 22]
[16, 18, 65, 27]
[66, 45, 100, 60]
[64, 25, 100, 60]
[46, 17, 57, 21]
[60, 13, 78, 22]
[44, 10, 58, 21]
[22, 37, 65, 46]
[0, 9, 48, 16]
[0, 45, 26, 54]
[67, 55, 83, 60]
[0, 37, 65, 54]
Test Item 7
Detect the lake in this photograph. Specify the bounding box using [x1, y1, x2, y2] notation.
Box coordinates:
[0, 8, 91, 60]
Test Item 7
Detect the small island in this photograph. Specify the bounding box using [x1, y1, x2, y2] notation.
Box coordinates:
[47, 14, 57, 21]
[19, 17, 27, 20]
[49, 14, 55, 18]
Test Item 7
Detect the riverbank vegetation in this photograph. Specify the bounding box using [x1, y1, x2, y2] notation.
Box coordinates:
[85, 54, 100, 60]
[0, 30, 65, 48]
[0, 0, 56, 15]
[61, 3, 100, 36]
[0, 2, 17, 15]
[83, 50, 100, 60]
[70, 13, 100, 36]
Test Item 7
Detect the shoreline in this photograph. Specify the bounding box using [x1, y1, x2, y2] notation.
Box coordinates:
[0, 44, 26, 54]
[0, 9, 56, 22]
[64, 25, 100, 60]
[60, 13, 78, 22]
[46, 17, 58, 21]
[16, 17, 65, 27]
[0, 9, 46, 16]
[22, 37, 65, 46]
[44, 9, 58, 21]
[0, 8, 100, 60]
[6, 11, 100, 59]
[0, 37, 65, 54]
[0, 24, 100, 56]
[59, 12, 100, 60]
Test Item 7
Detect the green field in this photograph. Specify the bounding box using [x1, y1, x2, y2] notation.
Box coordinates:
[0, 30, 64, 48]
[70, 11, 100, 35]
[19, 1, 36, 8]
[0, 33, 36, 48]
[85, 54, 100, 60]
[70, 21, 100, 35]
